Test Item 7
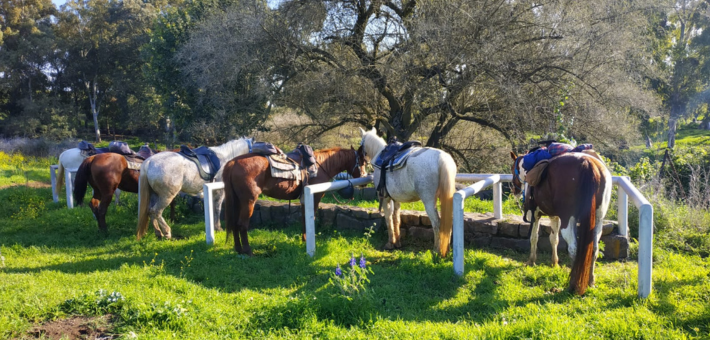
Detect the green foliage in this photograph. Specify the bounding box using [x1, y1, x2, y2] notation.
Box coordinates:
[60, 289, 127, 316]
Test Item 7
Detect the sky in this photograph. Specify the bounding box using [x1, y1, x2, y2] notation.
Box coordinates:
[52, 0, 66, 8]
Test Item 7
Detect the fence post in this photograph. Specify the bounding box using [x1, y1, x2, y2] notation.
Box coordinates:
[638, 203, 654, 298]
[493, 182, 503, 219]
[617, 177, 629, 238]
[50, 165, 59, 203]
[453, 191, 466, 276]
[203, 184, 215, 245]
[304, 186, 316, 257]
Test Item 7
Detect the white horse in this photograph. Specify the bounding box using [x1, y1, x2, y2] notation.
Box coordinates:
[136, 138, 251, 240]
[359, 127, 457, 256]
[57, 147, 121, 204]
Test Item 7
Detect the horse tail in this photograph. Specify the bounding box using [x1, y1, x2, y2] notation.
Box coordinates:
[57, 161, 65, 193]
[73, 157, 93, 206]
[437, 153, 457, 257]
[136, 162, 152, 240]
[568, 159, 602, 295]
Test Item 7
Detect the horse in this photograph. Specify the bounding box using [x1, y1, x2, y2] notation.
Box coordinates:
[359, 127, 457, 257]
[136, 138, 252, 240]
[73, 152, 152, 232]
[222, 146, 367, 255]
[509, 151, 612, 295]
[57, 147, 122, 205]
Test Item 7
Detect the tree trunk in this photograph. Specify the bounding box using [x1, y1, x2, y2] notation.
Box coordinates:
[645, 134, 653, 149]
[92, 109, 101, 143]
[667, 118, 677, 149]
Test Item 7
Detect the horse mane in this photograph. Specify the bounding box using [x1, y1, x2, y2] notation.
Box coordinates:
[211, 137, 251, 160]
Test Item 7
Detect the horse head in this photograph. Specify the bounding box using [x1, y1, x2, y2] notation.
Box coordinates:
[509, 150, 528, 197]
[349, 145, 368, 178]
[359, 127, 385, 162]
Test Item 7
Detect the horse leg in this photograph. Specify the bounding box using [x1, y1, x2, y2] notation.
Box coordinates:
[213, 191, 225, 232]
[238, 200, 256, 256]
[97, 192, 114, 233]
[560, 216, 577, 264]
[224, 184, 242, 253]
[422, 196, 442, 255]
[589, 206, 607, 287]
[549, 216, 561, 267]
[149, 195, 176, 239]
[393, 201, 402, 248]
[383, 198, 396, 250]
[526, 213, 541, 266]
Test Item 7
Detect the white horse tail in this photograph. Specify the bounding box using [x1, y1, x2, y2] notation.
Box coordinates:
[437, 153, 457, 257]
[136, 164, 152, 240]
[57, 161, 65, 193]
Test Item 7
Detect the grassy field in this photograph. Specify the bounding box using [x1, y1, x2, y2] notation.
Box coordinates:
[1, 156, 710, 339]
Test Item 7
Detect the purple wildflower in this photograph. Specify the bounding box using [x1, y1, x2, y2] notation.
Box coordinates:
[350, 254, 356, 268]
[359, 254, 366, 269]
[335, 264, 342, 276]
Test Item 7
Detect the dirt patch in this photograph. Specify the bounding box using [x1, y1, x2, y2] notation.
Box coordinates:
[25, 315, 118, 340]
[0, 181, 51, 190]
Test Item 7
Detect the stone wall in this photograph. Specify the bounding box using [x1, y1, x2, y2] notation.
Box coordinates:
[249, 199, 629, 260]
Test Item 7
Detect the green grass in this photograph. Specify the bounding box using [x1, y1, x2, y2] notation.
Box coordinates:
[1, 161, 710, 339]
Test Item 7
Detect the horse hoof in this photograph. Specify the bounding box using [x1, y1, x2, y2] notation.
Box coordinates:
[384, 242, 394, 250]
[525, 261, 536, 266]
[240, 247, 253, 256]
[393, 241, 402, 249]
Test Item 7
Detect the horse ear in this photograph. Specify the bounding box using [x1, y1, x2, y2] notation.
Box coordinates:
[359, 127, 366, 136]
[510, 151, 517, 160]
[370, 127, 376, 134]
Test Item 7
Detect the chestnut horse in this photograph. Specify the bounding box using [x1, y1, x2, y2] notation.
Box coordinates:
[73, 152, 151, 232]
[223, 146, 367, 255]
[509, 151, 612, 295]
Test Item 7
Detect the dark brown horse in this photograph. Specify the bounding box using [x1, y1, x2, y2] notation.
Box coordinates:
[509, 151, 612, 295]
[223, 146, 367, 255]
[73, 148, 178, 232]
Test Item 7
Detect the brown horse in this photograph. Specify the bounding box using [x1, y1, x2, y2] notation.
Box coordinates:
[74, 148, 177, 232]
[223, 146, 367, 255]
[509, 151, 612, 295]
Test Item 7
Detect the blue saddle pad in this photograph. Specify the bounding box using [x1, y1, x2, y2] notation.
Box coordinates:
[374, 141, 422, 170]
[179, 145, 221, 181]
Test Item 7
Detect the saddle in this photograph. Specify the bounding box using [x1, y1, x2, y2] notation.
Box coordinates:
[109, 141, 135, 157]
[374, 139, 423, 205]
[251, 142, 318, 183]
[78, 141, 109, 157]
[178, 145, 221, 181]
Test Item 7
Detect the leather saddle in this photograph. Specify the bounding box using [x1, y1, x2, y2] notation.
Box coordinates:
[78, 141, 109, 157]
[178, 145, 221, 181]
[374, 140, 423, 204]
[374, 140, 422, 171]
[251, 142, 318, 182]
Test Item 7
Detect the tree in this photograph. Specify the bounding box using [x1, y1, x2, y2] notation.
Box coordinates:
[178, 0, 659, 158]
[651, 0, 710, 149]
[56, 0, 162, 142]
[0, 0, 60, 136]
